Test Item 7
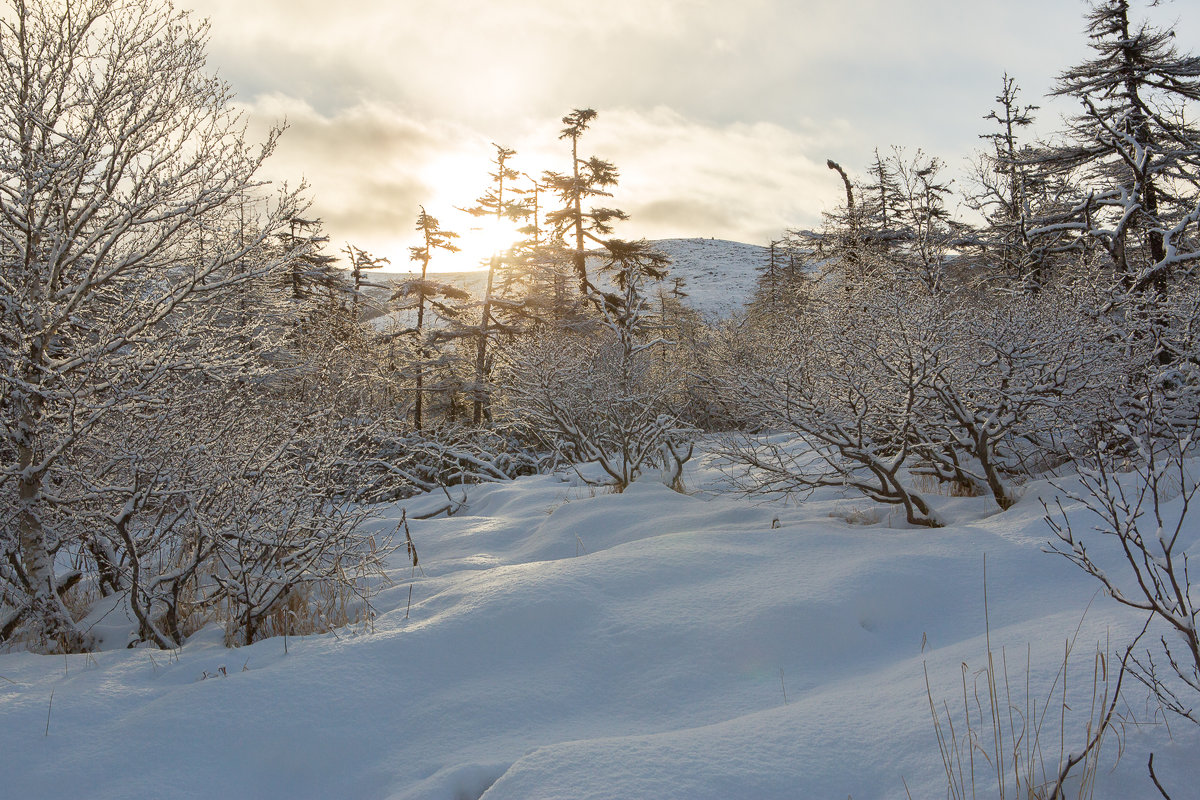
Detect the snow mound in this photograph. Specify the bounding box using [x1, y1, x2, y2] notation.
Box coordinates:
[0, 448, 1191, 799]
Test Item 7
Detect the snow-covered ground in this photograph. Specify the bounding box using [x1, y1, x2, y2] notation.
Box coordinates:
[1, 443, 1195, 799]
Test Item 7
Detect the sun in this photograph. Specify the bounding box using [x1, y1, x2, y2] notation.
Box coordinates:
[459, 216, 524, 266]
[416, 148, 546, 272]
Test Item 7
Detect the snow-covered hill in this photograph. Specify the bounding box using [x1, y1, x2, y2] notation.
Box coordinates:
[366, 238, 767, 324]
[0, 444, 1191, 799]
[648, 238, 767, 318]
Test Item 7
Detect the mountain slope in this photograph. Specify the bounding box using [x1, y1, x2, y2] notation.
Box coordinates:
[366, 238, 767, 323]
[648, 238, 766, 318]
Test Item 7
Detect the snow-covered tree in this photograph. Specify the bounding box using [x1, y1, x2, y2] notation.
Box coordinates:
[393, 206, 466, 430]
[0, 0, 303, 651]
[787, 148, 974, 299]
[716, 284, 946, 527]
[718, 268, 1123, 524]
[970, 76, 1043, 287]
[343, 243, 389, 304]
[1038, 0, 1200, 308]
[277, 216, 343, 301]
[1046, 282, 1200, 722]
[496, 266, 692, 492]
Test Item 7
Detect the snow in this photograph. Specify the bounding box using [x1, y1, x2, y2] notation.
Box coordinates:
[646, 238, 769, 318]
[0, 443, 1195, 799]
[366, 238, 768, 329]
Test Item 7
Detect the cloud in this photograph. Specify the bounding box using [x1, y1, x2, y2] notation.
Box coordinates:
[235, 95, 498, 266]
[579, 107, 843, 243]
[187, 0, 1200, 272]
[234, 96, 845, 270]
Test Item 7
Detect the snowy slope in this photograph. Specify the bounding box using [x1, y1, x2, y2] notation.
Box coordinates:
[648, 238, 767, 318]
[366, 238, 767, 325]
[1, 444, 1193, 799]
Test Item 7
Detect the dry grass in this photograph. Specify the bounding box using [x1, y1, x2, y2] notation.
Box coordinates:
[912, 472, 984, 498]
[833, 504, 883, 526]
[922, 569, 1133, 800]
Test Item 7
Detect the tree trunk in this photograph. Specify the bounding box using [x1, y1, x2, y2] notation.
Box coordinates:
[473, 255, 497, 425]
[15, 405, 88, 652]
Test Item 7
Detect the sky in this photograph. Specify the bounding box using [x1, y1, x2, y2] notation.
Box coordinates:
[185, 0, 1196, 272]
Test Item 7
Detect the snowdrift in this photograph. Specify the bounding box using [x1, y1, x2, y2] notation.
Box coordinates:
[0, 448, 1194, 799]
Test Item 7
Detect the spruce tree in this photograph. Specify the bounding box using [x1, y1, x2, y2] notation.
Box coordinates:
[970, 77, 1043, 287]
[1041, 0, 1200, 295]
[343, 244, 390, 295]
[543, 109, 628, 297]
[394, 207, 464, 430]
[459, 144, 530, 424]
[278, 216, 342, 301]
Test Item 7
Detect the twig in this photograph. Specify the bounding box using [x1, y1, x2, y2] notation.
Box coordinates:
[45, 689, 54, 737]
[1148, 753, 1173, 800]
[411, 487, 467, 520]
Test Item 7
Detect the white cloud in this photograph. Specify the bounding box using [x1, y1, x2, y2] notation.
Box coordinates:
[188, 0, 1200, 271]
[583, 107, 846, 242]
[235, 96, 845, 270]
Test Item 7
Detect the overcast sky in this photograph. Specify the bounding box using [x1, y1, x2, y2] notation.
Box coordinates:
[186, 0, 1195, 271]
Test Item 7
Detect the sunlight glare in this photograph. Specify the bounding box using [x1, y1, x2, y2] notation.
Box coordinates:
[463, 216, 523, 263]
[416, 151, 535, 271]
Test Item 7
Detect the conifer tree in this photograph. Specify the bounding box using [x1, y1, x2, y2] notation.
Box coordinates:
[1040, 0, 1200, 296]
[459, 144, 530, 424]
[968, 77, 1091, 292]
[597, 238, 670, 297]
[343, 244, 390, 296]
[278, 216, 342, 301]
[791, 149, 967, 296]
[970, 76, 1043, 287]
[394, 207, 464, 430]
[864, 149, 904, 238]
[754, 240, 786, 313]
[492, 173, 579, 326]
[543, 109, 628, 296]
[892, 151, 959, 294]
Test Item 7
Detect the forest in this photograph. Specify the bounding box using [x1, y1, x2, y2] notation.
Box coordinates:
[1, 0, 1199, 797]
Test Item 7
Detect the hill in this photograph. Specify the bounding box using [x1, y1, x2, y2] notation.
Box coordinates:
[364, 238, 768, 324]
[648, 238, 767, 318]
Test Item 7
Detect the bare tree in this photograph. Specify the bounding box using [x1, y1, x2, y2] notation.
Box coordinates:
[496, 268, 692, 492]
[717, 272, 1121, 525]
[915, 293, 1117, 509]
[1046, 357, 1200, 723]
[716, 286, 944, 527]
[0, 0, 301, 651]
